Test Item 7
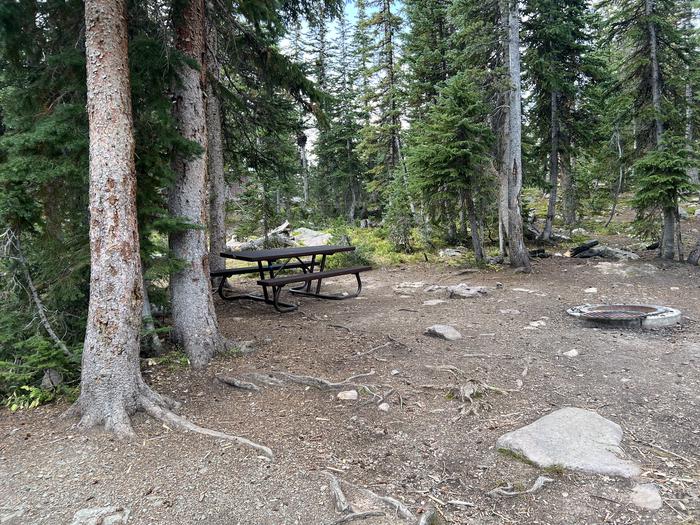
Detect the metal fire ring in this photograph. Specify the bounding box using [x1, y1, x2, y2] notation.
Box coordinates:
[567, 304, 681, 329]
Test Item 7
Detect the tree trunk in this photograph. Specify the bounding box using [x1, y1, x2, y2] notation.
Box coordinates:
[687, 236, 700, 266]
[169, 0, 224, 367]
[503, 0, 531, 270]
[464, 186, 484, 262]
[207, 15, 226, 277]
[141, 277, 163, 355]
[70, 0, 165, 435]
[606, 127, 625, 227]
[660, 206, 676, 260]
[561, 150, 575, 226]
[646, 0, 663, 146]
[542, 90, 559, 241]
[686, 83, 699, 187]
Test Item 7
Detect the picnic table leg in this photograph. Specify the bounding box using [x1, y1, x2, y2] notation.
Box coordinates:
[314, 254, 327, 295]
[257, 261, 269, 302]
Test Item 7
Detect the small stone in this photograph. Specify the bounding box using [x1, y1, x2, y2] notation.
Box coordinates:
[500, 309, 521, 315]
[495, 282, 504, 289]
[378, 403, 390, 412]
[630, 484, 662, 510]
[390, 369, 400, 376]
[337, 390, 359, 401]
[584, 287, 597, 293]
[447, 283, 487, 299]
[423, 299, 447, 306]
[529, 320, 546, 328]
[563, 349, 579, 358]
[423, 284, 447, 293]
[425, 324, 462, 341]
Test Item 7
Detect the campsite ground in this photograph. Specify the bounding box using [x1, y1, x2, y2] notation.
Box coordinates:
[1, 219, 699, 525]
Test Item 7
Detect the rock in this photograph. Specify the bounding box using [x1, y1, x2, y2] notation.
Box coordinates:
[378, 403, 390, 412]
[572, 228, 588, 236]
[393, 282, 425, 294]
[562, 349, 579, 357]
[447, 284, 487, 299]
[695, 209, 700, 217]
[423, 299, 447, 306]
[678, 207, 688, 220]
[500, 309, 521, 315]
[70, 507, 130, 525]
[337, 390, 359, 401]
[584, 287, 597, 293]
[496, 407, 640, 478]
[425, 324, 462, 341]
[0, 508, 25, 524]
[423, 284, 447, 293]
[630, 484, 662, 510]
[390, 369, 400, 376]
[40, 368, 63, 389]
[292, 227, 332, 246]
[486, 255, 504, 265]
[439, 247, 466, 257]
[577, 246, 640, 260]
[529, 320, 546, 328]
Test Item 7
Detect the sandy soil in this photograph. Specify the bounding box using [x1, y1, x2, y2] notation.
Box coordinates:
[1, 233, 699, 524]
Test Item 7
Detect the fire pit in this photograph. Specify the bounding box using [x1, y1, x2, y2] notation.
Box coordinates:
[567, 304, 681, 329]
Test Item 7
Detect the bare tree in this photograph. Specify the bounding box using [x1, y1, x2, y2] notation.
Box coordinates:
[169, 0, 226, 366]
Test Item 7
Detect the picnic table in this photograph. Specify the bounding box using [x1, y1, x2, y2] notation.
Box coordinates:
[211, 245, 371, 312]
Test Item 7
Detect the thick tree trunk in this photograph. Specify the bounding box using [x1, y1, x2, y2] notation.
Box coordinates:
[660, 206, 676, 260]
[70, 0, 163, 435]
[207, 17, 226, 277]
[542, 91, 559, 241]
[169, 0, 224, 367]
[503, 0, 531, 270]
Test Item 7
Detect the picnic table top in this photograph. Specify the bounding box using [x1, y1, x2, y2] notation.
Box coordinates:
[221, 244, 355, 262]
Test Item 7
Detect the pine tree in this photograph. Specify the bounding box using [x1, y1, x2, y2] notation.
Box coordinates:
[523, 0, 595, 239]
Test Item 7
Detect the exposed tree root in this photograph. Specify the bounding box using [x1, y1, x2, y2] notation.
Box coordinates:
[418, 506, 438, 525]
[487, 476, 554, 498]
[275, 371, 376, 391]
[141, 397, 273, 459]
[216, 375, 260, 391]
[332, 511, 385, 525]
[64, 385, 273, 460]
[322, 470, 415, 522]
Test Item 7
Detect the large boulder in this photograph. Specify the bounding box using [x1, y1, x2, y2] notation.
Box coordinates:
[497, 407, 640, 478]
[292, 227, 332, 246]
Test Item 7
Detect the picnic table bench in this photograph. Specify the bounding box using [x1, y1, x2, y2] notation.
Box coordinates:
[212, 245, 371, 312]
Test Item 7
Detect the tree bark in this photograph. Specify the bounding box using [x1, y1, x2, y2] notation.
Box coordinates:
[660, 206, 676, 260]
[688, 236, 700, 266]
[206, 13, 226, 277]
[169, 0, 224, 367]
[141, 277, 163, 354]
[464, 186, 484, 262]
[686, 83, 699, 187]
[70, 0, 161, 435]
[542, 91, 559, 241]
[502, 0, 531, 270]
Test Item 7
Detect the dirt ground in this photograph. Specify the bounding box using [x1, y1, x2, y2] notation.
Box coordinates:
[1, 227, 700, 524]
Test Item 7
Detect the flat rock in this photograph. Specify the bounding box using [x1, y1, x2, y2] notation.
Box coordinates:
[70, 507, 130, 525]
[423, 299, 447, 306]
[562, 349, 579, 357]
[630, 484, 662, 510]
[393, 282, 425, 294]
[424, 284, 447, 293]
[447, 284, 487, 299]
[500, 309, 521, 315]
[292, 227, 332, 246]
[496, 407, 640, 478]
[425, 324, 462, 341]
[337, 390, 359, 401]
[378, 402, 390, 412]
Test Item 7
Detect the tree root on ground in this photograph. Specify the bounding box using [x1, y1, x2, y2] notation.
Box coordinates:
[216, 375, 260, 391]
[321, 470, 415, 522]
[219, 370, 383, 397]
[64, 384, 273, 460]
[487, 476, 554, 498]
[418, 506, 438, 525]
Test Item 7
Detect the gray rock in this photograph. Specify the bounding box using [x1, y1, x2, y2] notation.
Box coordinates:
[678, 207, 688, 220]
[292, 227, 332, 246]
[447, 284, 487, 299]
[562, 349, 579, 358]
[500, 309, 521, 315]
[393, 281, 425, 294]
[337, 390, 358, 401]
[0, 508, 25, 524]
[439, 248, 466, 257]
[695, 209, 700, 217]
[70, 507, 130, 525]
[425, 324, 462, 341]
[378, 402, 390, 412]
[423, 284, 447, 293]
[630, 484, 662, 510]
[496, 407, 640, 478]
[423, 299, 447, 306]
[578, 246, 640, 260]
[40, 368, 63, 389]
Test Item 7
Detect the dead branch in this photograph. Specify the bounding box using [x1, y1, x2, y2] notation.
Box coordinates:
[2, 228, 71, 357]
[487, 476, 554, 498]
[140, 397, 273, 460]
[355, 341, 392, 358]
[331, 511, 385, 525]
[216, 375, 260, 392]
[327, 471, 415, 521]
[275, 371, 376, 391]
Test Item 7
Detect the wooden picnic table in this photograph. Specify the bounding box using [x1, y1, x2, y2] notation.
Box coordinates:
[213, 245, 371, 312]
